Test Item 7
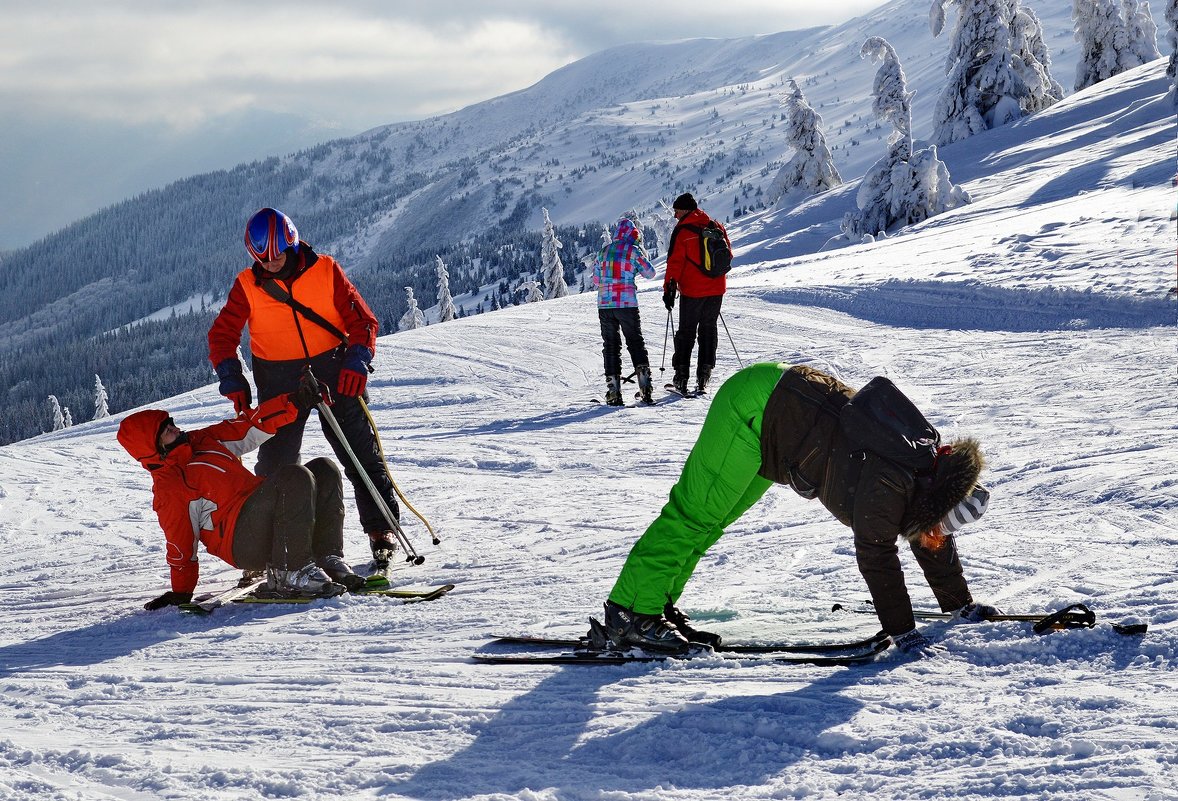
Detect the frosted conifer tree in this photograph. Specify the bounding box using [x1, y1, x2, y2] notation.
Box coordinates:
[769, 79, 842, 205]
[842, 38, 970, 240]
[93, 374, 110, 420]
[653, 201, 678, 258]
[931, 0, 1038, 145]
[539, 208, 569, 299]
[1167, 0, 1178, 82]
[435, 256, 458, 323]
[1074, 0, 1136, 90]
[399, 287, 426, 331]
[1011, 5, 1067, 113]
[1123, 0, 1162, 63]
[48, 395, 65, 431]
[63, 407, 74, 428]
[518, 278, 545, 303]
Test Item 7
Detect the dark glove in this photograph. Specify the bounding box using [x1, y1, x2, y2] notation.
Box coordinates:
[663, 280, 677, 311]
[891, 628, 941, 657]
[957, 602, 1002, 622]
[144, 590, 193, 611]
[215, 358, 253, 414]
[337, 345, 372, 397]
[291, 369, 332, 411]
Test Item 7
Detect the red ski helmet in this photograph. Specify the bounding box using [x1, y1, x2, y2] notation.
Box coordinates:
[244, 207, 299, 263]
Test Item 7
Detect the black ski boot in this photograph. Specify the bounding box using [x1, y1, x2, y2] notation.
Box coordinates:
[635, 365, 654, 404]
[318, 554, 367, 592]
[368, 532, 398, 571]
[599, 600, 689, 653]
[605, 375, 624, 406]
[664, 601, 722, 647]
[695, 367, 712, 396]
[672, 370, 689, 396]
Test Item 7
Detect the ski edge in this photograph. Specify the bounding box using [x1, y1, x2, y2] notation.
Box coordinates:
[472, 638, 889, 667]
[489, 630, 889, 654]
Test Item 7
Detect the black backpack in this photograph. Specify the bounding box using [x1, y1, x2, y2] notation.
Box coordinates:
[839, 377, 940, 474]
[675, 221, 733, 278]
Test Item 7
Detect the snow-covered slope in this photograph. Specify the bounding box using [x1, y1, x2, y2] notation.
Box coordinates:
[0, 59, 1174, 801]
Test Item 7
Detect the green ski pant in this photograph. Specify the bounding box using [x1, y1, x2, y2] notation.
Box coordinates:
[609, 362, 787, 614]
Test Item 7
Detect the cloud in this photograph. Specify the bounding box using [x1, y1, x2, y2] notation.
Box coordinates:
[0, 1, 877, 130]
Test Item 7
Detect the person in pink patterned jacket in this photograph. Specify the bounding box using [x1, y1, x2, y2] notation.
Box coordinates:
[592, 217, 657, 406]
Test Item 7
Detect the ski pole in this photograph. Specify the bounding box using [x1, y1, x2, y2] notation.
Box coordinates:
[316, 397, 425, 565]
[358, 396, 441, 545]
[719, 311, 744, 368]
[659, 310, 672, 377]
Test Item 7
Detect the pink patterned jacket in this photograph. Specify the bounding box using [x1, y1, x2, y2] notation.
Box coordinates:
[592, 218, 656, 309]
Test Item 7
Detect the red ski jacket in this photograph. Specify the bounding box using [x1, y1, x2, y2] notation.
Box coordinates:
[117, 396, 299, 593]
[664, 209, 728, 298]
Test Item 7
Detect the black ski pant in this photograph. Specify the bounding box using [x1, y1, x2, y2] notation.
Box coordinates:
[252, 348, 400, 534]
[672, 294, 723, 380]
[598, 307, 650, 376]
[232, 458, 345, 571]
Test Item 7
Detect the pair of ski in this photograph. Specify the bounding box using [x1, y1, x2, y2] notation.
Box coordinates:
[181, 574, 454, 615]
[473, 630, 892, 666]
[832, 601, 1148, 636]
[588, 384, 705, 407]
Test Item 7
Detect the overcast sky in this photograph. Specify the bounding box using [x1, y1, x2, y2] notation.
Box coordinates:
[2, 0, 881, 134]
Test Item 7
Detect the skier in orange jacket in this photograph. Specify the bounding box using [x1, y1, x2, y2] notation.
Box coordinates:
[207, 207, 401, 568]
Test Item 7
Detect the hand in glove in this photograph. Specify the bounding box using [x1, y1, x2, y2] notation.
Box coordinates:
[957, 602, 1002, 622]
[215, 358, 253, 414]
[337, 345, 372, 398]
[144, 591, 193, 611]
[291, 369, 332, 411]
[891, 628, 942, 658]
[663, 280, 678, 311]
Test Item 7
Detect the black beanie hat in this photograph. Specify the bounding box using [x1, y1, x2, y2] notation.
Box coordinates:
[672, 193, 698, 211]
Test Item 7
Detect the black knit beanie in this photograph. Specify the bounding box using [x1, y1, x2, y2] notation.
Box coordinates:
[672, 193, 698, 211]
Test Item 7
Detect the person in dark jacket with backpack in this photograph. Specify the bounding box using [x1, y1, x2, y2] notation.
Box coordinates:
[595, 362, 994, 656]
[207, 207, 402, 570]
[663, 192, 730, 396]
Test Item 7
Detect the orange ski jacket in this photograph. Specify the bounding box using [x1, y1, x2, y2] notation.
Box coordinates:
[208, 247, 378, 365]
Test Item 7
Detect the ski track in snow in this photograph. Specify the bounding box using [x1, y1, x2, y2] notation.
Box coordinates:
[1, 62, 1176, 801]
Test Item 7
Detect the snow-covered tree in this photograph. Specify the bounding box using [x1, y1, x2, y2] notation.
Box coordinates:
[1167, 0, 1178, 82]
[399, 286, 426, 331]
[517, 278, 545, 303]
[1011, 5, 1067, 113]
[1123, 0, 1163, 63]
[539, 208, 569, 299]
[48, 395, 65, 431]
[63, 407, 74, 428]
[768, 79, 843, 205]
[1073, 0, 1142, 90]
[435, 256, 458, 323]
[93, 374, 110, 420]
[653, 201, 678, 257]
[842, 38, 971, 240]
[932, 0, 1050, 145]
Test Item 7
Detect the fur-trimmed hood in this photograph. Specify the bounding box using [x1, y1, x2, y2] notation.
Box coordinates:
[900, 438, 985, 540]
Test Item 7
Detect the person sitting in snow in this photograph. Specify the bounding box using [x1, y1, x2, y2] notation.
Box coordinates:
[119, 372, 368, 611]
[593, 362, 994, 656]
[592, 217, 657, 405]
